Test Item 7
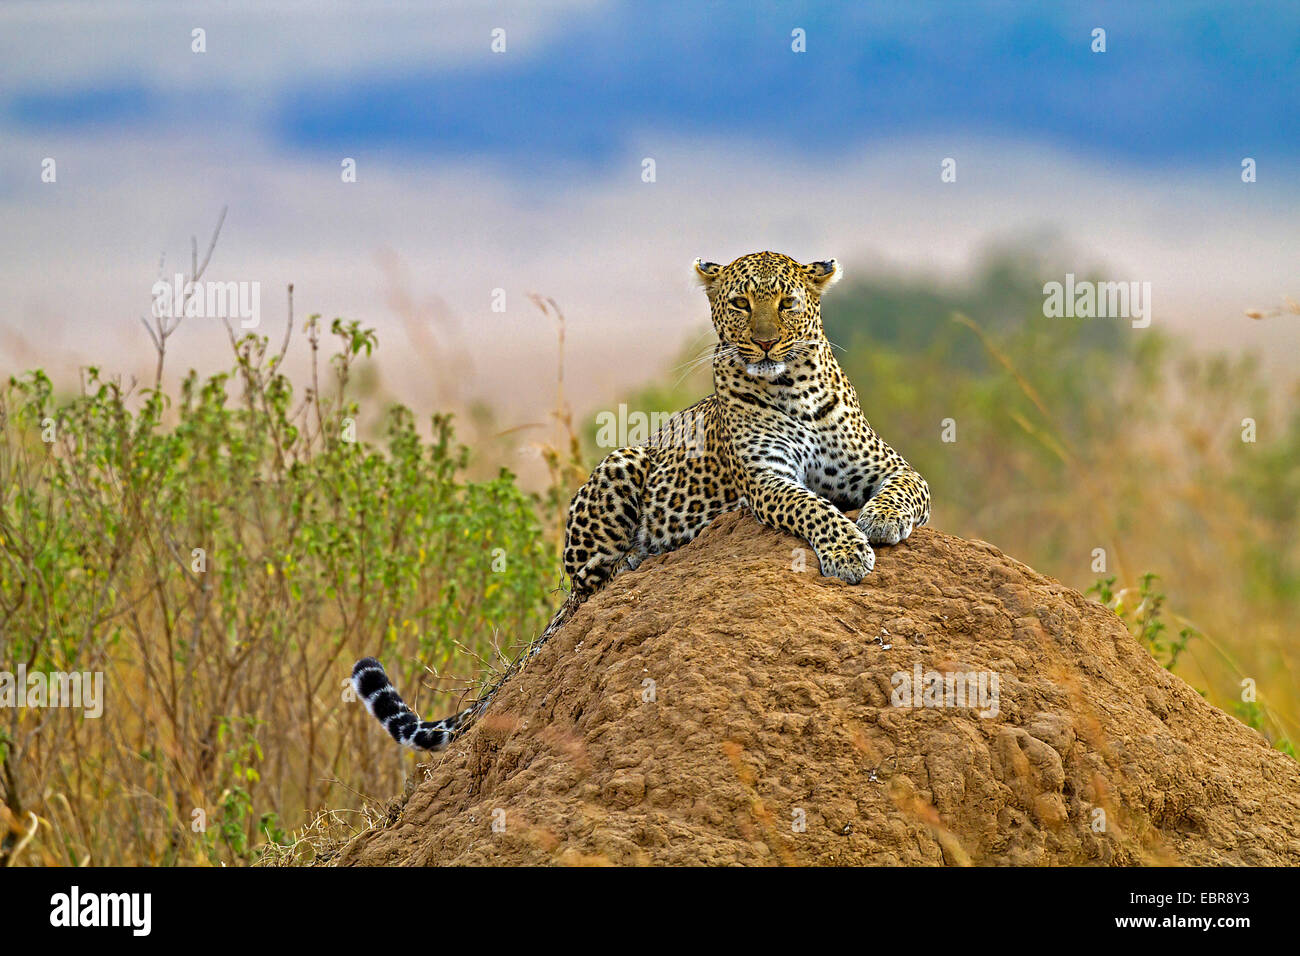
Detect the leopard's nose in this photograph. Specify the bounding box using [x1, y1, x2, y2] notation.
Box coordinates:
[754, 338, 778, 353]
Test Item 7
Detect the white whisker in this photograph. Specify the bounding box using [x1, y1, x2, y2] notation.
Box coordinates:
[672, 343, 737, 387]
[671, 343, 721, 373]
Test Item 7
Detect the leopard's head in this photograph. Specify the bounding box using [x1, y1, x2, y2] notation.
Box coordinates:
[693, 250, 840, 381]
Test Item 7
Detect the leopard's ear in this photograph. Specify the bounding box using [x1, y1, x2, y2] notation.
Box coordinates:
[693, 258, 722, 289]
[802, 258, 842, 293]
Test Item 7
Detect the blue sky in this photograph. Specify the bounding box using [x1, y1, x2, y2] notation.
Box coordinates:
[7, 1, 1297, 173]
[277, 2, 1296, 169]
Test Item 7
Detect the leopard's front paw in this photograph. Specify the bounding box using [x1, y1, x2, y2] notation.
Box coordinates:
[857, 500, 915, 546]
[815, 533, 875, 584]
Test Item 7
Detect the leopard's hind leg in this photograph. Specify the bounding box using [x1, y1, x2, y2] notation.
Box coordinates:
[563, 446, 652, 596]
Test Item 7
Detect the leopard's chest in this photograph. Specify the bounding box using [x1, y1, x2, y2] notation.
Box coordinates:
[717, 364, 862, 477]
[731, 383, 854, 458]
[778, 378, 873, 502]
[779, 374, 854, 438]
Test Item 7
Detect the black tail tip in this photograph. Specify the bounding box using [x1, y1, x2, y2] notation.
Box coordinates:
[353, 657, 384, 677]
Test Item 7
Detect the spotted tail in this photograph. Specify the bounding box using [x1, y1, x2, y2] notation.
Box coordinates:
[352, 593, 582, 752]
[351, 658, 485, 751]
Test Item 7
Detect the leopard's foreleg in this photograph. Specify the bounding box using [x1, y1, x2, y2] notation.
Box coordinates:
[744, 468, 874, 583]
[857, 455, 931, 545]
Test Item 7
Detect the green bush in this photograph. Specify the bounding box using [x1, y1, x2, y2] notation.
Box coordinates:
[0, 316, 554, 865]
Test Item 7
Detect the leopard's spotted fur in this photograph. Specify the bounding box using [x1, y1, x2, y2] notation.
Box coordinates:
[354, 251, 930, 751]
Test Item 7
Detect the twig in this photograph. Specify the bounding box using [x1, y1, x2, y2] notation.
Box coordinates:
[143, 206, 228, 388]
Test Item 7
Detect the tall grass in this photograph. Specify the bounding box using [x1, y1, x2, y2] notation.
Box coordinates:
[0, 311, 559, 865]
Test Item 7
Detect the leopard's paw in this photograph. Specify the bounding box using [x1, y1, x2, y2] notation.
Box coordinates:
[857, 501, 915, 546]
[816, 535, 875, 584]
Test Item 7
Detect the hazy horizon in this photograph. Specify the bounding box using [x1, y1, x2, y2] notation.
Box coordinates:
[2, 0, 1296, 420]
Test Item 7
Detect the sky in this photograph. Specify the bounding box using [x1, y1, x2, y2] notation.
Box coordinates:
[1, 0, 1297, 419]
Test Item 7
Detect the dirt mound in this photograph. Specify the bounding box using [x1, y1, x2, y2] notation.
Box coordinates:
[338, 513, 1300, 866]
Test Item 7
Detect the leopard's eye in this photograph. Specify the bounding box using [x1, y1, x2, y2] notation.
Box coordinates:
[781, 297, 802, 311]
[730, 296, 750, 310]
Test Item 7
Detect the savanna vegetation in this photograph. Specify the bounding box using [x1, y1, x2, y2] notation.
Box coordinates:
[617, 243, 1298, 761]
[1, 242, 1295, 865]
[1, 309, 562, 865]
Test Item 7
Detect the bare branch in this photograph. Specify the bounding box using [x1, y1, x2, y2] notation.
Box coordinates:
[138, 316, 161, 351]
[193, 205, 228, 282]
[144, 206, 229, 388]
[274, 283, 295, 369]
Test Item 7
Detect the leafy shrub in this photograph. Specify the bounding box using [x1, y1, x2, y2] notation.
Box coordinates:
[1088, 574, 1198, 671]
[0, 316, 555, 865]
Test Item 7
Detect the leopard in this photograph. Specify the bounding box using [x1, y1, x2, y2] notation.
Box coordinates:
[353, 251, 931, 751]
